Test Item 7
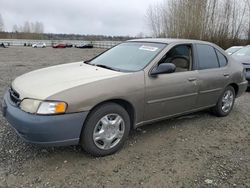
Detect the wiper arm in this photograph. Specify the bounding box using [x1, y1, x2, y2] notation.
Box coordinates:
[94, 64, 120, 71]
[84, 61, 121, 72]
[83, 60, 91, 64]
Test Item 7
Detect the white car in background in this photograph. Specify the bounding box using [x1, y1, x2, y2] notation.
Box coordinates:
[32, 42, 46, 48]
[225, 46, 243, 55]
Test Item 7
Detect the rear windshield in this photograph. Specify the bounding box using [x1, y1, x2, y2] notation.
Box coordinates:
[89, 42, 166, 71]
[226, 47, 242, 54]
[233, 46, 250, 56]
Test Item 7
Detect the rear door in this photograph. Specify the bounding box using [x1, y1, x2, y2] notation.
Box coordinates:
[194, 44, 230, 108]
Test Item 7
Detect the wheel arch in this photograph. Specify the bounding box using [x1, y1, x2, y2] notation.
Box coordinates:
[228, 83, 239, 96]
[85, 99, 136, 130]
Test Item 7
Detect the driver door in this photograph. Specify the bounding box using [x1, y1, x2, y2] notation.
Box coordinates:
[144, 44, 199, 122]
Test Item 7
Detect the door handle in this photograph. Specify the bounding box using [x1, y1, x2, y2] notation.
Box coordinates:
[188, 77, 197, 82]
[223, 73, 230, 77]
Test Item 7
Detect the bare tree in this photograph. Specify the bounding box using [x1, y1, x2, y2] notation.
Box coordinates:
[244, 0, 250, 42]
[146, 4, 165, 37]
[30, 22, 35, 33]
[12, 24, 19, 32]
[0, 13, 4, 32]
[34, 21, 44, 33]
[12, 21, 44, 33]
[146, 0, 248, 48]
[23, 21, 31, 33]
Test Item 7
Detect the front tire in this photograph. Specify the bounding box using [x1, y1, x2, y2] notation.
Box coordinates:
[211, 86, 235, 117]
[80, 103, 130, 157]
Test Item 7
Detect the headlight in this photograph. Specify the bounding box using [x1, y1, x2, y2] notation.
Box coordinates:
[20, 99, 67, 115]
[37, 101, 67, 114]
[20, 99, 41, 113]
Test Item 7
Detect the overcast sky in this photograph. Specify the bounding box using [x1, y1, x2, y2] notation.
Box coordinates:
[0, 0, 163, 36]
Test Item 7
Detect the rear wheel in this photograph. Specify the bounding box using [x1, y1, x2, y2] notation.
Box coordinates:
[211, 86, 235, 117]
[80, 103, 130, 156]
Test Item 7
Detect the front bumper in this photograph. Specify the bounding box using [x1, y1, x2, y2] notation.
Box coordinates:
[1, 91, 88, 146]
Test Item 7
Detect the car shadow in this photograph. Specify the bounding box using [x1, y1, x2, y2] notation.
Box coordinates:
[23, 110, 212, 157]
[0, 108, 222, 170]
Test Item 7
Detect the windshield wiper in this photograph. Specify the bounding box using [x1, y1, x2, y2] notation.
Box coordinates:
[94, 64, 120, 71]
[83, 60, 91, 64]
[84, 61, 121, 72]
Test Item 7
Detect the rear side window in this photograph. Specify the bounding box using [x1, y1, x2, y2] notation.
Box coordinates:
[215, 50, 227, 67]
[196, 44, 219, 70]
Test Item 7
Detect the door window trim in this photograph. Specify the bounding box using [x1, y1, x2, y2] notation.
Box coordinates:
[149, 43, 197, 76]
[214, 48, 228, 67]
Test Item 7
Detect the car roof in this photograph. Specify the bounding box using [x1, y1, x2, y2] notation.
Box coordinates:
[230, 46, 244, 48]
[128, 38, 212, 45]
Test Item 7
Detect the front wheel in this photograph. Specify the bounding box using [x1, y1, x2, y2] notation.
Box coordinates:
[211, 86, 235, 117]
[80, 103, 130, 157]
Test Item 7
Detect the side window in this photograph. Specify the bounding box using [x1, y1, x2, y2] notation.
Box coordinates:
[196, 44, 219, 70]
[215, 49, 228, 67]
[158, 45, 192, 72]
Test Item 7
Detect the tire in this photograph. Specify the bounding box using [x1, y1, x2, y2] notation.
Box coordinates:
[80, 103, 130, 157]
[211, 86, 235, 117]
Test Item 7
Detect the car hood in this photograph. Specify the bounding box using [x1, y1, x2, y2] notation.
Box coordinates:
[12, 62, 128, 100]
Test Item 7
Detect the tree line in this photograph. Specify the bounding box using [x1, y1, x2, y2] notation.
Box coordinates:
[147, 0, 250, 48]
[0, 13, 44, 33]
[0, 31, 132, 42]
[0, 13, 131, 41]
[13, 21, 44, 33]
[0, 14, 4, 32]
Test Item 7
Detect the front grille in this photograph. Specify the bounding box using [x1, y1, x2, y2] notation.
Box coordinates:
[9, 87, 21, 105]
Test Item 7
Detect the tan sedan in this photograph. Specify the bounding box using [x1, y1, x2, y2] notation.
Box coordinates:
[1, 39, 248, 156]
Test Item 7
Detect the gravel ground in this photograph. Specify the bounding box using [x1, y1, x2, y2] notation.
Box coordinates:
[0, 46, 249, 188]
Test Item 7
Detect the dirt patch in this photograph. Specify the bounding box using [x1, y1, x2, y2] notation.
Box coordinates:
[0, 46, 249, 187]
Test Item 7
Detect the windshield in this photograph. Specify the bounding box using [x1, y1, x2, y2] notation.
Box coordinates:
[233, 46, 250, 56]
[89, 42, 166, 71]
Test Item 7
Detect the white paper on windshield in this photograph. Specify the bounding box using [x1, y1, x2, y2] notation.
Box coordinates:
[139, 45, 158, 52]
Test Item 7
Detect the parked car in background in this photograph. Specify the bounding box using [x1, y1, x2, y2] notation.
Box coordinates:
[0, 42, 7, 48]
[65, 43, 73, 48]
[226, 46, 243, 55]
[32, 43, 46, 48]
[1, 39, 247, 156]
[75, 43, 93, 48]
[232, 45, 250, 88]
[52, 43, 66, 48]
[24, 43, 32, 47]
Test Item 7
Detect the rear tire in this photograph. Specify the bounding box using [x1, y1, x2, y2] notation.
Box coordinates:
[80, 103, 130, 157]
[211, 86, 235, 117]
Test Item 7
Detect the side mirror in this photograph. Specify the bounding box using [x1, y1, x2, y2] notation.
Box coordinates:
[151, 63, 176, 76]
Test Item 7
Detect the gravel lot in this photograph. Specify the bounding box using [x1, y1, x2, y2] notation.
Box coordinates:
[0, 46, 249, 188]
